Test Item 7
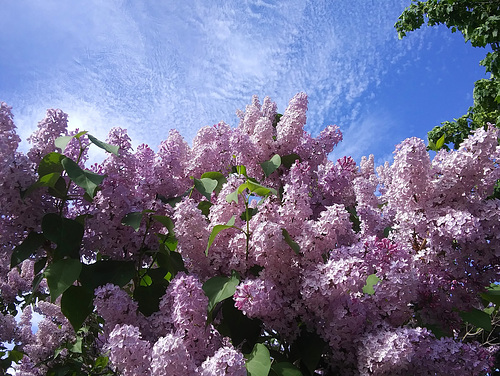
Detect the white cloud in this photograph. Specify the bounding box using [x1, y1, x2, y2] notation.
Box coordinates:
[1, 0, 429, 153]
[331, 109, 404, 167]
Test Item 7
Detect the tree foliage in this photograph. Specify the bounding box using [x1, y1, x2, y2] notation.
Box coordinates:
[395, 0, 500, 150]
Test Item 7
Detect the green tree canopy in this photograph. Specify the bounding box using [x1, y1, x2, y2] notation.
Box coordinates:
[395, 0, 500, 150]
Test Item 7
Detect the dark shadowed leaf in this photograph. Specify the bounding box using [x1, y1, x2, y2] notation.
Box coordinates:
[459, 308, 492, 331]
[282, 228, 300, 255]
[121, 211, 143, 232]
[152, 215, 175, 233]
[38, 152, 65, 177]
[61, 157, 106, 198]
[217, 299, 262, 353]
[241, 207, 258, 221]
[481, 284, 500, 305]
[281, 153, 301, 168]
[346, 206, 361, 233]
[271, 362, 303, 376]
[42, 213, 84, 258]
[44, 258, 82, 302]
[197, 201, 213, 217]
[61, 285, 93, 330]
[22, 172, 65, 199]
[291, 329, 326, 375]
[134, 284, 166, 316]
[11, 231, 46, 268]
[80, 260, 135, 290]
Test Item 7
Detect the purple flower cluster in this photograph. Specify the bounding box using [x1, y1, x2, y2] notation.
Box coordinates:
[1, 94, 499, 375]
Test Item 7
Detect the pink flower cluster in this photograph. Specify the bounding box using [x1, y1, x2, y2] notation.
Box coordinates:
[1, 94, 499, 375]
[95, 274, 244, 375]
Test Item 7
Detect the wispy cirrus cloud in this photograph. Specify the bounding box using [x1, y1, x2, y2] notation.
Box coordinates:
[1, 0, 481, 166]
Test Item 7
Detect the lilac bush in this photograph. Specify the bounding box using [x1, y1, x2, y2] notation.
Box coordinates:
[0, 94, 499, 375]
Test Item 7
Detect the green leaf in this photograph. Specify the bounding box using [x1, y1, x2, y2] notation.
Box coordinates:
[281, 153, 301, 168]
[291, 329, 326, 375]
[241, 207, 258, 221]
[42, 213, 84, 258]
[239, 180, 277, 197]
[7, 348, 24, 363]
[261, 154, 281, 177]
[427, 139, 437, 151]
[48, 176, 68, 199]
[362, 274, 381, 295]
[459, 308, 492, 331]
[140, 274, 153, 286]
[61, 285, 93, 330]
[152, 215, 175, 234]
[194, 178, 218, 200]
[22, 172, 65, 198]
[158, 232, 178, 252]
[481, 284, 500, 305]
[70, 336, 83, 353]
[54, 135, 74, 151]
[435, 134, 446, 150]
[346, 206, 361, 233]
[282, 228, 300, 255]
[226, 189, 239, 204]
[133, 284, 166, 316]
[206, 215, 239, 255]
[44, 258, 82, 302]
[424, 323, 450, 339]
[80, 260, 135, 290]
[121, 211, 143, 231]
[217, 299, 262, 353]
[11, 231, 46, 268]
[61, 157, 106, 198]
[201, 171, 227, 194]
[271, 362, 303, 376]
[34, 257, 47, 275]
[156, 248, 186, 277]
[233, 165, 247, 176]
[38, 152, 65, 177]
[272, 113, 282, 127]
[93, 356, 109, 370]
[203, 270, 241, 313]
[197, 201, 213, 217]
[88, 134, 119, 156]
[245, 343, 271, 376]
[383, 227, 393, 238]
[156, 189, 191, 208]
[74, 130, 89, 139]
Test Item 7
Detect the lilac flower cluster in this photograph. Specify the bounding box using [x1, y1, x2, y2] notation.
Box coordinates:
[97, 274, 244, 375]
[1, 94, 499, 375]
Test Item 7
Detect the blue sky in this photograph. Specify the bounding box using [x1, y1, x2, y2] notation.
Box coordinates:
[0, 0, 489, 166]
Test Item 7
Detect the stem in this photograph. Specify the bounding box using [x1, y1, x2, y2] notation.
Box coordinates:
[244, 193, 250, 261]
[135, 216, 153, 286]
[58, 139, 86, 216]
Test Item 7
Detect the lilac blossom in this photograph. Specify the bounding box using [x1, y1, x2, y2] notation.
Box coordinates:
[199, 344, 247, 376]
[27, 108, 69, 164]
[1, 95, 499, 375]
[106, 324, 152, 376]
